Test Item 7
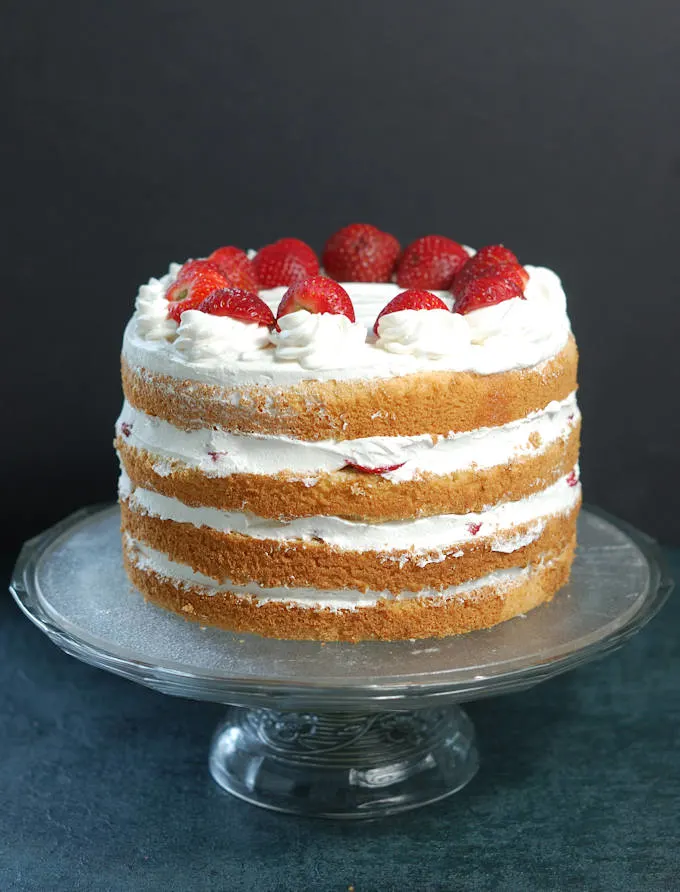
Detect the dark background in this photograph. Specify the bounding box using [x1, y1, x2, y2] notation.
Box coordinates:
[4, 0, 680, 549]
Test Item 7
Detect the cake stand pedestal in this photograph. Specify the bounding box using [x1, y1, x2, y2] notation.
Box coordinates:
[10, 506, 672, 819]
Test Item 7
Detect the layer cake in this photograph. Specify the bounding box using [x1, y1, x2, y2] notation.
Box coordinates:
[116, 229, 581, 640]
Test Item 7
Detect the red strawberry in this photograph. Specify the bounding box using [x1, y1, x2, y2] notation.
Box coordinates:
[253, 238, 319, 288]
[208, 246, 260, 292]
[454, 244, 528, 295]
[276, 276, 355, 322]
[197, 288, 275, 327]
[166, 269, 230, 322]
[566, 470, 579, 487]
[467, 522, 482, 536]
[373, 289, 449, 335]
[471, 245, 520, 270]
[396, 235, 469, 289]
[453, 271, 525, 315]
[345, 462, 406, 475]
[322, 223, 400, 282]
[453, 261, 528, 302]
[174, 258, 223, 282]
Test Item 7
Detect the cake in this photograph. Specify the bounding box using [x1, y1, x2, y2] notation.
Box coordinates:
[116, 226, 581, 641]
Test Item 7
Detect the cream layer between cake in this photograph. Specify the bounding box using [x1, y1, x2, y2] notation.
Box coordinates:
[116, 392, 579, 482]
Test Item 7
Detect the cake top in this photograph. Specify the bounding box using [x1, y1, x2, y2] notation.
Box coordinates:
[123, 224, 572, 387]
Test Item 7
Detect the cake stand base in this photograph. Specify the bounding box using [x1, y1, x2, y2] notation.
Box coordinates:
[209, 705, 478, 818]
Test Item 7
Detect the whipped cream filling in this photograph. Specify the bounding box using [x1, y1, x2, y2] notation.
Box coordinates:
[122, 265, 571, 385]
[116, 393, 579, 481]
[120, 468, 580, 555]
[125, 533, 549, 611]
[269, 309, 367, 369]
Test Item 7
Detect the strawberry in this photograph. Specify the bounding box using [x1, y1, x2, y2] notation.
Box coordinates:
[276, 276, 355, 322]
[470, 245, 520, 270]
[253, 238, 319, 288]
[566, 470, 579, 487]
[345, 462, 406, 474]
[373, 289, 449, 335]
[197, 288, 275, 327]
[166, 268, 230, 322]
[322, 223, 400, 282]
[208, 246, 260, 292]
[173, 258, 224, 282]
[453, 244, 528, 295]
[467, 522, 482, 536]
[453, 271, 525, 315]
[396, 235, 468, 289]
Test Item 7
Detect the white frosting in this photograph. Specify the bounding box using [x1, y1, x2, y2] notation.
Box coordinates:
[269, 310, 367, 370]
[120, 468, 580, 557]
[174, 310, 271, 363]
[134, 270, 178, 341]
[125, 533, 548, 611]
[122, 265, 571, 385]
[116, 392, 579, 481]
[376, 308, 472, 359]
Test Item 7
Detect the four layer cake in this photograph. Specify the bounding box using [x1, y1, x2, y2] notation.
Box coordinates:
[116, 227, 581, 640]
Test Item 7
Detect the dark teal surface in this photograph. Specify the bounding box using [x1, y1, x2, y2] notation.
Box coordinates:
[2, 551, 678, 892]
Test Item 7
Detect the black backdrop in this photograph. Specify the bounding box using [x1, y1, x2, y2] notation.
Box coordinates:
[3, 0, 680, 549]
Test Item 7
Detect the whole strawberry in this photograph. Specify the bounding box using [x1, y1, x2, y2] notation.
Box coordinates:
[396, 235, 468, 289]
[373, 289, 449, 334]
[198, 288, 275, 327]
[254, 238, 319, 289]
[322, 223, 400, 282]
[276, 276, 356, 322]
[166, 261, 230, 322]
[208, 246, 260, 292]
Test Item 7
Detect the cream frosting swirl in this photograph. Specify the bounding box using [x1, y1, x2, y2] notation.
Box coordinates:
[269, 310, 367, 370]
[174, 310, 271, 363]
[376, 308, 472, 359]
[134, 270, 178, 341]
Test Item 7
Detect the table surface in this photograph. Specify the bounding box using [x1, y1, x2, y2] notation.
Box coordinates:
[1, 549, 678, 892]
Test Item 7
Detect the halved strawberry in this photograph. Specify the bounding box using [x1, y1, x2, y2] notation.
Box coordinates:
[276, 276, 355, 322]
[208, 246, 260, 292]
[373, 289, 449, 335]
[344, 461, 406, 474]
[197, 288, 275, 327]
[253, 238, 319, 288]
[396, 235, 468, 289]
[166, 268, 230, 322]
[453, 272, 525, 315]
[322, 223, 401, 282]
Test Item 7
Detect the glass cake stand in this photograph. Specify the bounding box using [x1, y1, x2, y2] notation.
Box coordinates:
[10, 505, 673, 819]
